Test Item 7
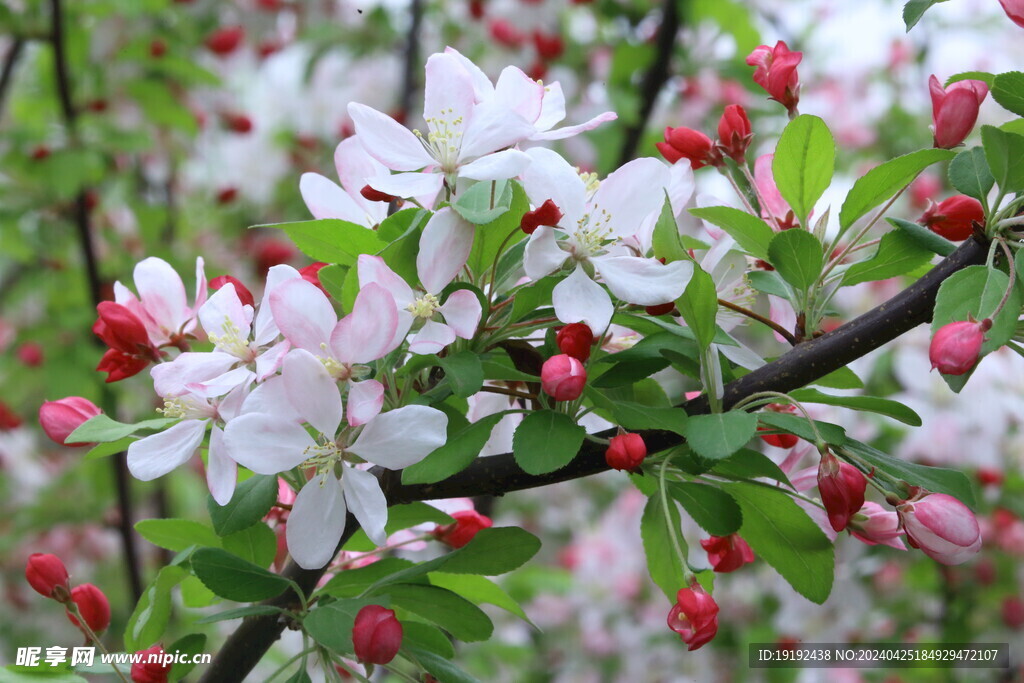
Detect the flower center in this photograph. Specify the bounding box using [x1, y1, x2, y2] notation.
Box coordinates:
[415, 107, 464, 174]
[571, 210, 614, 261]
[407, 293, 441, 319]
[302, 441, 344, 473]
[207, 317, 253, 361]
[158, 397, 214, 420]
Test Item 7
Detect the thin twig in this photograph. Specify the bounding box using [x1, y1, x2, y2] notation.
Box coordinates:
[718, 298, 798, 345]
[0, 38, 25, 119]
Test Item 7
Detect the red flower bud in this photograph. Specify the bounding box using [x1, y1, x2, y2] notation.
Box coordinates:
[700, 534, 755, 573]
[469, 0, 485, 19]
[149, 40, 167, 58]
[929, 319, 988, 375]
[667, 583, 719, 651]
[556, 322, 593, 361]
[929, 75, 988, 149]
[39, 397, 102, 447]
[716, 104, 752, 163]
[746, 41, 802, 115]
[1000, 0, 1024, 28]
[352, 605, 403, 665]
[205, 26, 245, 56]
[897, 490, 982, 565]
[918, 195, 984, 241]
[216, 187, 238, 204]
[645, 302, 675, 316]
[605, 433, 647, 471]
[520, 199, 564, 234]
[540, 354, 586, 401]
[817, 452, 866, 532]
[1003, 597, 1024, 630]
[432, 510, 493, 548]
[93, 302, 151, 355]
[96, 348, 152, 383]
[66, 584, 111, 635]
[17, 342, 44, 367]
[0, 401, 22, 430]
[209, 275, 255, 308]
[25, 553, 70, 601]
[221, 112, 253, 134]
[299, 263, 330, 297]
[757, 404, 799, 448]
[532, 31, 564, 60]
[131, 645, 172, 683]
[656, 127, 721, 169]
[360, 185, 398, 203]
[255, 239, 295, 274]
[489, 19, 525, 48]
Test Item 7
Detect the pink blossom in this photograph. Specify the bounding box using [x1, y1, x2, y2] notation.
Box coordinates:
[897, 491, 982, 565]
[929, 75, 988, 149]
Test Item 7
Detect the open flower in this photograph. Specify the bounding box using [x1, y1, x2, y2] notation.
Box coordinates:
[112, 257, 207, 349]
[299, 136, 392, 227]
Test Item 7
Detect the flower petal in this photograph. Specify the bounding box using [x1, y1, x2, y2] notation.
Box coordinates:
[282, 349, 342, 436]
[342, 467, 389, 546]
[348, 102, 435, 171]
[443, 47, 494, 100]
[299, 172, 366, 223]
[223, 413, 314, 475]
[134, 257, 189, 337]
[459, 99, 535, 162]
[459, 149, 532, 182]
[270, 278, 337, 355]
[151, 352, 239, 398]
[206, 426, 237, 506]
[349, 404, 448, 469]
[533, 112, 619, 141]
[255, 264, 302, 346]
[408, 320, 457, 355]
[239, 376, 299, 421]
[521, 147, 586, 228]
[357, 255, 415, 307]
[332, 282, 400, 364]
[198, 283, 253, 352]
[287, 474, 348, 569]
[417, 208, 474, 293]
[439, 289, 482, 338]
[127, 419, 207, 481]
[334, 136, 389, 225]
[523, 226, 567, 280]
[254, 340, 291, 382]
[366, 171, 443, 204]
[591, 158, 670, 239]
[424, 53, 475, 140]
[595, 255, 693, 306]
[493, 66, 544, 125]
[347, 380, 384, 427]
[552, 265, 614, 332]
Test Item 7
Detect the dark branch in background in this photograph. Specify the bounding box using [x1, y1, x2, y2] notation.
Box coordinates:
[397, 0, 424, 122]
[0, 38, 24, 119]
[616, 0, 682, 166]
[203, 236, 989, 682]
[49, 0, 143, 602]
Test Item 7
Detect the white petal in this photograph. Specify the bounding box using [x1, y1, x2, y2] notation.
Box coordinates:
[595, 256, 693, 306]
[523, 226, 568, 280]
[239, 376, 299, 421]
[223, 413, 314, 475]
[591, 157, 670, 238]
[269, 278, 337, 355]
[198, 284, 253, 351]
[255, 264, 302, 346]
[300, 173, 365, 223]
[494, 66, 544, 124]
[459, 99, 535, 162]
[357, 255, 415, 307]
[134, 257, 189, 335]
[534, 81, 567, 131]
[424, 53, 475, 139]
[366, 171, 443, 203]
[282, 349, 343, 436]
[347, 380, 384, 427]
[287, 474, 348, 569]
[332, 282, 400, 364]
[185, 366, 255, 398]
[349, 405, 448, 469]
[348, 102, 435, 171]
[342, 467, 389, 546]
[439, 290, 482, 339]
[207, 426, 237, 506]
[408, 320, 457, 355]
[334, 136, 389, 224]
[127, 419, 207, 481]
[552, 265, 614, 332]
[151, 351, 239, 397]
[458, 149, 532, 182]
[719, 340, 767, 370]
[417, 208, 474, 293]
[443, 47, 495, 100]
[254, 340, 290, 381]
[532, 111, 618, 140]
[521, 148, 586, 228]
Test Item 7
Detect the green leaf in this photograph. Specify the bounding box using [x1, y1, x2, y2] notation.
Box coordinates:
[932, 265, 1020, 356]
[124, 565, 188, 651]
[982, 125, 1024, 194]
[652, 194, 688, 262]
[688, 206, 774, 260]
[709, 449, 792, 487]
[189, 547, 290, 602]
[262, 219, 387, 265]
[772, 115, 835, 228]
[320, 558, 416, 597]
[681, 411, 758, 460]
[207, 475, 279, 536]
[841, 229, 933, 287]
[401, 621, 456, 660]
[757, 412, 847, 445]
[67, 415, 177, 444]
[640, 494, 685, 602]
[378, 209, 429, 285]
[945, 71, 995, 88]
[83, 436, 133, 460]
[746, 270, 791, 298]
[903, 0, 944, 30]
[887, 217, 956, 257]
[676, 265, 717, 351]
[167, 633, 207, 680]
[465, 180, 529, 277]
[768, 229, 824, 291]
[315, 263, 347, 302]
[195, 605, 285, 624]
[405, 647, 482, 683]
[437, 527, 542, 576]
[439, 350, 484, 398]
[722, 482, 834, 603]
[512, 410, 586, 475]
[125, 80, 199, 135]
[344, 503, 453, 552]
[385, 584, 493, 642]
[135, 519, 221, 553]
[812, 366, 864, 389]
[948, 146, 995, 201]
[610, 402, 688, 436]
[788, 389, 922, 426]
[666, 482, 742, 536]
[428, 573, 534, 626]
[403, 413, 505, 485]
[304, 598, 384, 654]
[992, 71, 1024, 117]
[452, 179, 512, 225]
[840, 439, 976, 507]
[509, 278, 556, 323]
[221, 523, 278, 567]
[839, 148, 956, 231]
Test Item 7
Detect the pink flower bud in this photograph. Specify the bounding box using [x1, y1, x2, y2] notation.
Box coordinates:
[656, 127, 721, 169]
[221, 112, 253, 134]
[746, 41, 802, 114]
[700, 534, 755, 573]
[929, 320, 988, 376]
[897, 491, 982, 565]
[817, 452, 866, 532]
[520, 199, 564, 234]
[131, 645, 172, 683]
[1000, 0, 1024, 27]
[716, 104, 753, 163]
[352, 605, 403, 665]
[66, 583, 111, 635]
[540, 354, 586, 401]
[360, 185, 398, 203]
[1003, 597, 1024, 630]
[25, 553, 70, 601]
[848, 501, 905, 549]
[532, 31, 564, 60]
[929, 75, 988, 149]
[432, 510, 493, 549]
[209, 275, 255, 308]
[918, 195, 984, 241]
[0, 400, 22, 430]
[556, 322, 593, 361]
[605, 433, 647, 471]
[93, 302, 151, 355]
[667, 583, 719, 651]
[205, 26, 245, 56]
[17, 342, 44, 367]
[757, 404, 799, 448]
[39, 397, 102, 447]
[489, 19, 525, 48]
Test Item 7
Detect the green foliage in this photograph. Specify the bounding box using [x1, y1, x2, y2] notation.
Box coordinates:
[465, 180, 530, 277]
[773, 115, 835, 229]
[652, 194, 688, 262]
[266, 218, 387, 265]
[948, 146, 995, 201]
[887, 217, 956, 257]
[841, 229, 934, 286]
[512, 410, 586, 475]
[981, 125, 1024, 194]
[903, 0, 946, 31]
[439, 350, 485, 398]
[207, 475, 279, 536]
[134, 518, 221, 552]
[681, 411, 758, 460]
[124, 565, 188, 652]
[609, 402, 688, 435]
[67, 415, 177, 444]
[676, 265, 718, 351]
[403, 413, 506, 484]
[788, 388, 922, 426]
[640, 493, 685, 602]
[666, 482, 742, 536]
[991, 71, 1024, 117]
[688, 206, 774, 260]
[189, 547, 291, 602]
[768, 229, 824, 291]
[841, 439, 976, 506]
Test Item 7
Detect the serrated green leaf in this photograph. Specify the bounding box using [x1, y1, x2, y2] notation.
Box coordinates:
[262, 219, 386, 265]
[304, 597, 384, 654]
[652, 194, 688, 262]
[406, 647, 482, 683]
[982, 125, 1024, 194]
[124, 565, 188, 651]
[135, 518, 221, 553]
[67, 415, 177, 444]
[839, 148, 955, 231]
[709, 448, 792, 487]
[429, 572, 534, 626]
[208, 475, 279, 536]
[167, 633, 207, 680]
[932, 265, 1020, 357]
[512, 410, 585, 475]
[887, 217, 956, 257]
[465, 180, 529, 277]
[344, 503, 453, 552]
[83, 436, 133, 460]
[194, 605, 285, 624]
[812, 366, 864, 389]
[948, 146, 994, 201]
[768, 229, 824, 291]
[667, 482, 742, 536]
[945, 71, 995, 88]
[401, 621, 456, 660]
[438, 527, 542, 576]
[757, 412, 847, 445]
[841, 229, 933, 286]
[385, 584, 493, 642]
[788, 389, 921, 426]
[682, 411, 758, 460]
[452, 179, 512, 224]
[903, 0, 944, 31]
[688, 206, 774, 260]
[992, 71, 1024, 117]
[640, 494, 685, 602]
[439, 350, 484, 398]
[610, 402, 688, 435]
[676, 265, 717, 351]
[840, 439, 976, 507]
[190, 547, 290, 602]
[403, 413, 505, 485]
[315, 263, 347, 301]
[773, 115, 835, 228]
[221, 522, 277, 567]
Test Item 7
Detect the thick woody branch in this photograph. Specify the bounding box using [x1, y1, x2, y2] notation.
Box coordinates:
[201, 236, 988, 682]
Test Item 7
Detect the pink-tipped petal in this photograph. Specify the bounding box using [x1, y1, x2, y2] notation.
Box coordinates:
[533, 111, 619, 141]
[458, 149, 532, 182]
[134, 257, 189, 336]
[300, 172, 365, 223]
[552, 266, 615, 333]
[127, 419, 207, 481]
[349, 405, 448, 469]
[255, 264, 302, 346]
[348, 102, 435, 171]
[342, 467, 389, 546]
[595, 256, 693, 306]
[357, 255, 415, 307]
[591, 158, 670, 239]
[206, 426, 237, 506]
[417, 209, 474, 293]
[347, 380, 385, 427]
[521, 148, 586, 228]
[282, 349, 343, 436]
[439, 290, 482, 339]
[287, 474, 348, 569]
[332, 282, 401, 364]
[269, 278, 337, 355]
[408, 320, 457, 355]
[523, 226, 568, 280]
